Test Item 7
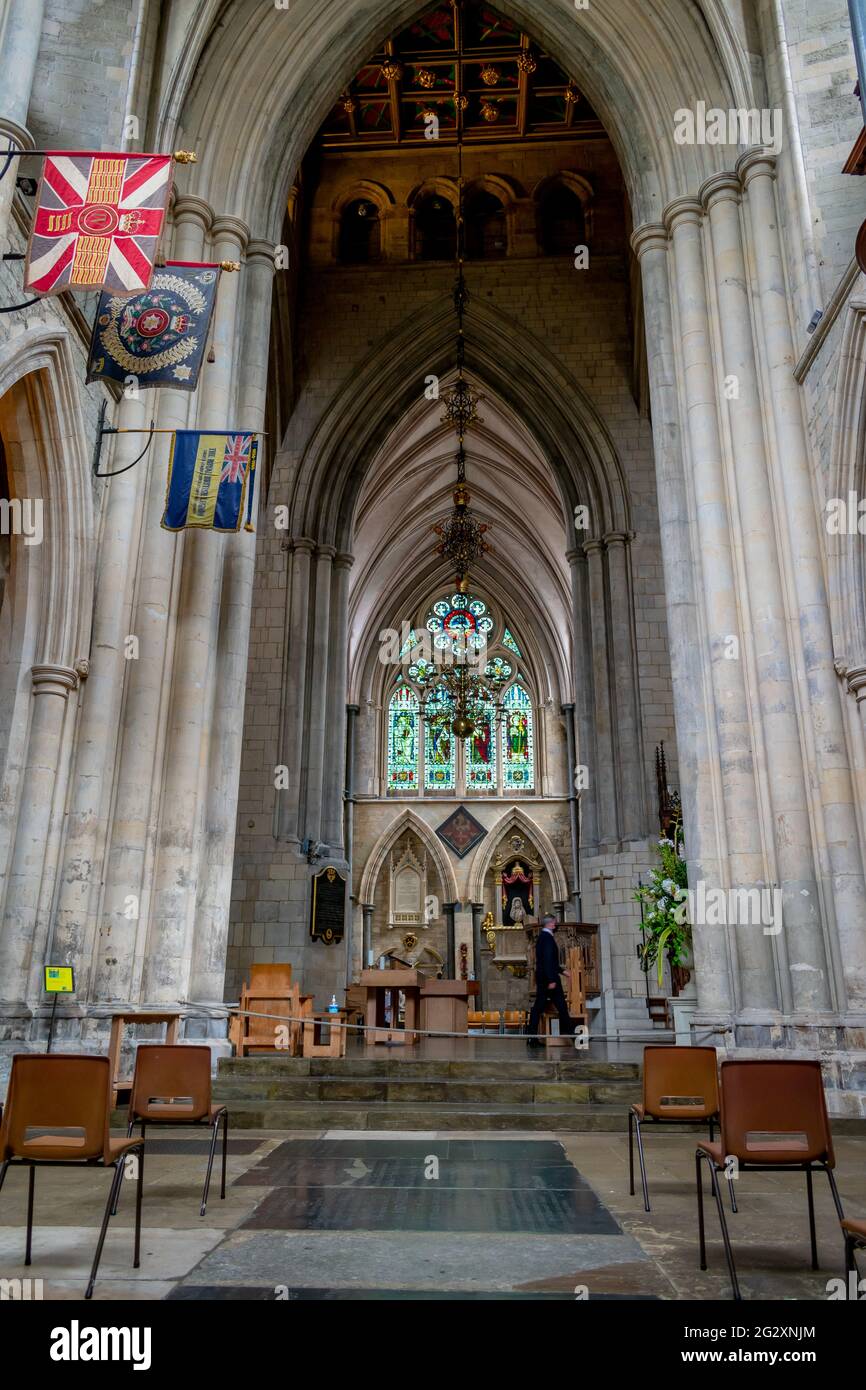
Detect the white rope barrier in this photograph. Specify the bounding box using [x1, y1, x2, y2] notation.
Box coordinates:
[177, 999, 730, 1046]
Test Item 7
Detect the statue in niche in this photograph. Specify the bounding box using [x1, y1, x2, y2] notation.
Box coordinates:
[502, 858, 534, 925]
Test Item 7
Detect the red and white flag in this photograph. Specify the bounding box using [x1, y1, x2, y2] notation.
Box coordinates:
[24, 152, 173, 297]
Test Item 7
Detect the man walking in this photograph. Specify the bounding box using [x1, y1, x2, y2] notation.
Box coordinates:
[527, 914, 575, 1047]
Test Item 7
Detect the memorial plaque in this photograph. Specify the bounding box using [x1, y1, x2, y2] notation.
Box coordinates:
[310, 865, 347, 944]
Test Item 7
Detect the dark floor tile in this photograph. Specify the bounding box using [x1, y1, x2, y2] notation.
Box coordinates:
[234, 1158, 589, 1191]
[138, 1138, 263, 1155]
[243, 1138, 566, 1163]
[241, 1184, 622, 1235]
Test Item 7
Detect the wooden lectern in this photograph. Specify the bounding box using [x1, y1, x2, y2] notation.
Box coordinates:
[360, 967, 421, 1045]
[420, 979, 473, 1035]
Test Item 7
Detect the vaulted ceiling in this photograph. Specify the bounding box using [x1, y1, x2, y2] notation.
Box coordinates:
[348, 374, 572, 706]
[318, 0, 603, 151]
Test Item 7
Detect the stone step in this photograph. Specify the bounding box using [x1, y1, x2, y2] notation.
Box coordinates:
[212, 1075, 643, 1106]
[208, 1100, 639, 1132]
[217, 1056, 641, 1082]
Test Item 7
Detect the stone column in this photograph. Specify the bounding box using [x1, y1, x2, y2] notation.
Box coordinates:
[631, 222, 732, 1017]
[0, 0, 45, 247]
[561, 703, 582, 919]
[302, 545, 335, 848]
[143, 213, 249, 1004]
[605, 531, 645, 840]
[51, 393, 150, 997]
[94, 196, 211, 1008]
[471, 901, 485, 1005]
[443, 902, 457, 978]
[0, 664, 77, 1010]
[279, 538, 315, 843]
[344, 703, 360, 889]
[738, 150, 866, 1010]
[664, 195, 775, 1012]
[702, 173, 829, 1016]
[190, 236, 275, 1007]
[321, 553, 353, 852]
[362, 903, 374, 967]
[583, 538, 617, 844]
[567, 546, 598, 848]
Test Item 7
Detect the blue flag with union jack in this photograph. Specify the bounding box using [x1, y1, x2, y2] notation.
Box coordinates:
[161, 431, 258, 533]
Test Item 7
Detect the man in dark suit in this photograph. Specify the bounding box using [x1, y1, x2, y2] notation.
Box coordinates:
[527, 915, 575, 1047]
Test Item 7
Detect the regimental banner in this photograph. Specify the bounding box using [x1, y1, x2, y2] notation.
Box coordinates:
[161, 430, 258, 533]
[86, 262, 220, 390]
[24, 152, 173, 296]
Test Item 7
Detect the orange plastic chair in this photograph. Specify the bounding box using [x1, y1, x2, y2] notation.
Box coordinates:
[695, 1059, 844, 1300]
[0, 1054, 144, 1299]
[126, 1045, 227, 1216]
[629, 1046, 721, 1212]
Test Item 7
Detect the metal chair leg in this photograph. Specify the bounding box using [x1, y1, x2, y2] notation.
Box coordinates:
[0, 1159, 9, 1196]
[806, 1166, 819, 1270]
[86, 1159, 124, 1300]
[201, 1113, 222, 1216]
[696, 1151, 707, 1271]
[24, 1164, 35, 1265]
[634, 1115, 650, 1212]
[628, 1110, 635, 1196]
[220, 1109, 228, 1201]
[708, 1116, 715, 1144]
[708, 1158, 742, 1300]
[112, 1119, 138, 1218]
[824, 1164, 845, 1223]
[133, 1143, 144, 1269]
[728, 1166, 738, 1214]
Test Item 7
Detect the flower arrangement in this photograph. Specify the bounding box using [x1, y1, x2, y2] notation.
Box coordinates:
[634, 823, 691, 988]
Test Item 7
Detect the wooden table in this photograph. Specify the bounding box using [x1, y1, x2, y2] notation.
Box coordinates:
[107, 1010, 183, 1102]
[303, 1009, 349, 1059]
[420, 979, 473, 1035]
[360, 968, 421, 1045]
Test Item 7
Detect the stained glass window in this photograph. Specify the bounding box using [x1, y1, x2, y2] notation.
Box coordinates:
[424, 685, 456, 790]
[426, 591, 494, 656]
[503, 683, 534, 791]
[466, 704, 496, 789]
[388, 684, 419, 789]
[502, 627, 522, 657]
[485, 656, 512, 683]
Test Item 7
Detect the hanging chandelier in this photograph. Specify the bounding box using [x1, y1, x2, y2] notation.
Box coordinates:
[419, 0, 498, 739]
[433, 0, 490, 591]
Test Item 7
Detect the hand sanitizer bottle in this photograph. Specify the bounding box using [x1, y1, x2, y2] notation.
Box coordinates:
[328, 993, 339, 1014]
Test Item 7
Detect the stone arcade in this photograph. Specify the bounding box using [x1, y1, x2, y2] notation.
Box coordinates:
[0, 0, 865, 1121]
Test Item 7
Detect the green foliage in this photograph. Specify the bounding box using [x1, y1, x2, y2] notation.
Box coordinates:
[634, 823, 691, 987]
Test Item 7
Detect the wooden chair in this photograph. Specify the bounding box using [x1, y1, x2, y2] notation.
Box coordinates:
[125, 1045, 227, 1217]
[0, 1054, 144, 1299]
[629, 1045, 721, 1211]
[231, 963, 300, 1056]
[695, 1059, 844, 1300]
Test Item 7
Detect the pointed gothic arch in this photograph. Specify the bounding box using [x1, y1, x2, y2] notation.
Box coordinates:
[277, 292, 631, 548]
[466, 806, 569, 904]
[358, 807, 460, 906]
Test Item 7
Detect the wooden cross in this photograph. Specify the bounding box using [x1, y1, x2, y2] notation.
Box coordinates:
[590, 869, 614, 905]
